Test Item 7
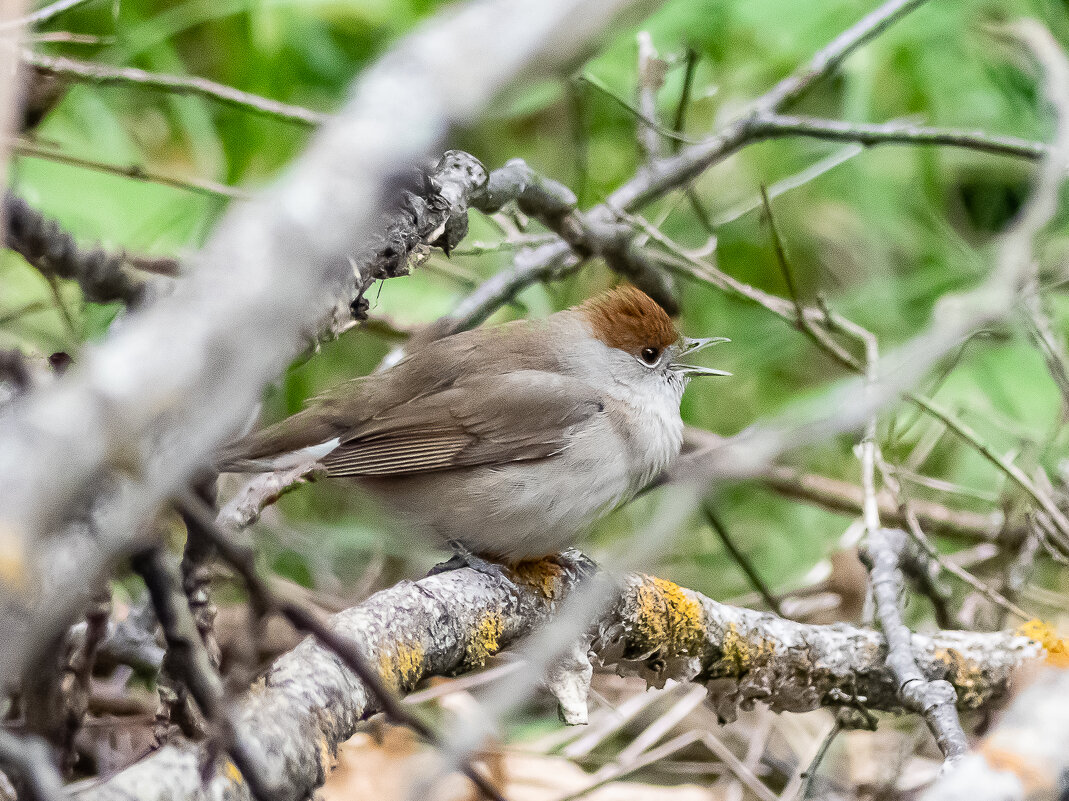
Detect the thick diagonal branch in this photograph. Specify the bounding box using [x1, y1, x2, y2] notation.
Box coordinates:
[0, 0, 661, 698]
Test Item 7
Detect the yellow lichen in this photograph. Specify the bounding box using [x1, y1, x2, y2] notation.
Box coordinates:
[377, 640, 426, 691]
[933, 648, 986, 708]
[630, 576, 706, 657]
[1017, 619, 1069, 667]
[223, 759, 244, 785]
[510, 558, 566, 599]
[465, 612, 503, 667]
[720, 623, 750, 673]
[713, 622, 775, 675]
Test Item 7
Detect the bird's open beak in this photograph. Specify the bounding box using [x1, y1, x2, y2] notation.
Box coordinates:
[673, 336, 732, 377]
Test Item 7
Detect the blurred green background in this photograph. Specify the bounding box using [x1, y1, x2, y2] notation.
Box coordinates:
[4, 0, 1069, 614]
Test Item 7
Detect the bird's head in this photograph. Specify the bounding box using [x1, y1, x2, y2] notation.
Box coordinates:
[572, 285, 730, 403]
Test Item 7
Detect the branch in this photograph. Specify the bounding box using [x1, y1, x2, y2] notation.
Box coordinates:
[23, 52, 329, 127]
[635, 31, 666, 160]
[0, 0, 662, 743]
[75, 567, 1043, 801]
[1, 191, 175, 305]
[0, 0, 96, 32]
[10, 140, 250, 199]
[347, 149, 675, 334]
[607, 0, 937, 211]
[444, 0, 1048, 333]
[758, 462, 1007, 542]
[131, 547, 279, 801]
[921, 667, 1069, 801]
[0, 0, 30, 186]
[0, 731, 67, 801]
[752, 114, 1047, 161]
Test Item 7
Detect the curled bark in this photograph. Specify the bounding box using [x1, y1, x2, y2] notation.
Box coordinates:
[76, 566, 1043, 801]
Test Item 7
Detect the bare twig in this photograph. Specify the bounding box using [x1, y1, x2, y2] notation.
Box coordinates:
[635, 31, 666, 160]
[751, 114, 1047, 161]
[921, 668, 1069, 801]
[23, 52, 329, 127]
[131, 547, 280, 801]
[11, 139, 249, 199]
[0, 0, 30, 185]
[909, 393, 1069, 556]
[0, 0, 96, 32]
[855, 332, 969, 762]
[703, 505, 784, 615]
[756, 461, 1006, 542]
[799, 719, 842, 800]
[608, 0, 938, 211]
[875, 455, 1032, 622]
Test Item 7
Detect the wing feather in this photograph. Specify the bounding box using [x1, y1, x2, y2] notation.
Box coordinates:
[321, 371, 600, 478]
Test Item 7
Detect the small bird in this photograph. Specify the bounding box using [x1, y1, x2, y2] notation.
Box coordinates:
[219, 285, 728, 563]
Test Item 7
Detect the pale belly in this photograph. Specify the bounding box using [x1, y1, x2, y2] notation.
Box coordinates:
[358, 412, 680, 561]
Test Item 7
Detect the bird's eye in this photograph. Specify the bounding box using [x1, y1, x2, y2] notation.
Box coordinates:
[639, 346, 661, 365]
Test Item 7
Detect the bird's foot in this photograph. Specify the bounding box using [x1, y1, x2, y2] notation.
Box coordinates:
[544, 549, 599, 590]
[429, 540, 516, 587]
[552, 548, 599, 583]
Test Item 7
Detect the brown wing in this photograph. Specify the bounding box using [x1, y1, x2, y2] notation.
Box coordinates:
[321, 370, 601, 477]
[216, 318, 569, 471]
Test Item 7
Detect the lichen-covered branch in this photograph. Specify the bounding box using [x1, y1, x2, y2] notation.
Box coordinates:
[76, 566, 1043, 801]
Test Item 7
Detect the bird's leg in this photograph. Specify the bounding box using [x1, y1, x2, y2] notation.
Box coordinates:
[428, 540, 516, 587]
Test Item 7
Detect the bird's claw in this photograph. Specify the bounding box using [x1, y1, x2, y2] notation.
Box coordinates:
[553, 548, 598, 582]
[429, 540, 518, 590]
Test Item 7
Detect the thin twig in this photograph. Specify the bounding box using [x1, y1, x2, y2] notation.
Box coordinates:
[608, 0, 938, 211]
[131, 547, 280, 801]
[703, 505, 784, 615]
[0, 0, 96, 31]
[579, 73, 695, 145]
[11, 140, 249, 199]
[875, 456, 1031, 621]
[635, 31, 664, 160]
[799, 719, 842, 800]
[24, 52, 328, 127]
[907, 393, 1069, 555]
[854, 325, 969, 763]
[752, 114, 1047, 161]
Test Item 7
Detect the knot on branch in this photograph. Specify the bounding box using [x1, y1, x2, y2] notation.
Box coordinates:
[353, 151, 488, 319]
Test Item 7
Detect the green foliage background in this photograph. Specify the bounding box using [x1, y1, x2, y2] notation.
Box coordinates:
[4, 0, 1069, 612]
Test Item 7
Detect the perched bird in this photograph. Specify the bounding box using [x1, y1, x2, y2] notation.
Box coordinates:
[219, 286, 728, 563]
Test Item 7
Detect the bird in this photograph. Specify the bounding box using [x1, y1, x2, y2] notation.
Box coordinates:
[218, 285, 729, 564]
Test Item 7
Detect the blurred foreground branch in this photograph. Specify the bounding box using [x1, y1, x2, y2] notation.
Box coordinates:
[76, 566, 1042, 801]
[0, 0, 662, 718]
[922, 667, 1069, 801]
